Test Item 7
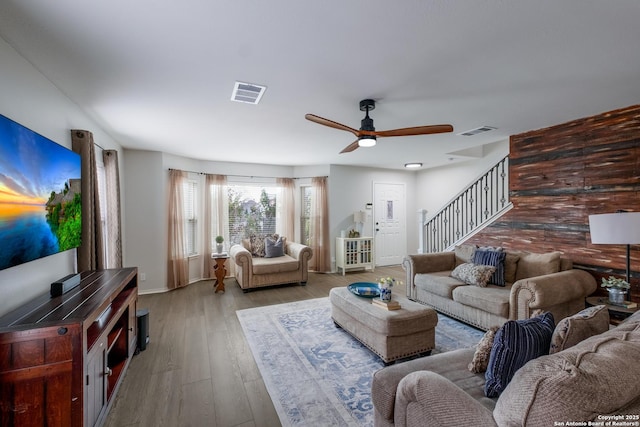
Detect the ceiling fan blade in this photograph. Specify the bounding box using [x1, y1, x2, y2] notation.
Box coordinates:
[375, 124, 454, 138]
[340, 140, 360, 154]
[305, 114, 359, 136]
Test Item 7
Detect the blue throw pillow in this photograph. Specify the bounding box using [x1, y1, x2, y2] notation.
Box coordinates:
[264, 236, 285, 258]
[484, 312, 555, 398]
[473, 248, 507, 286]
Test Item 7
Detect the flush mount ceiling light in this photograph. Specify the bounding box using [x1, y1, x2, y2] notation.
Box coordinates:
[231, 81, 267, 104]
[404, 162, 423, 169]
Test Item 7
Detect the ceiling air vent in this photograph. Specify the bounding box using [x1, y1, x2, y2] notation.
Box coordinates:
[231, 81, 267, 104]
[457, 126, 496, 137]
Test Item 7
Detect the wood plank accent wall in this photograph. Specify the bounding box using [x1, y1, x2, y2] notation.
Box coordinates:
[466, 104, 640, 302]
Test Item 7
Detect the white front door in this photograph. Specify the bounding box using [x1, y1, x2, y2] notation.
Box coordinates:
[373, 182, 406, 266]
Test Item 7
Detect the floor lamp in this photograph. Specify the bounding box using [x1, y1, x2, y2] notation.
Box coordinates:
[589, 212, 640, 299]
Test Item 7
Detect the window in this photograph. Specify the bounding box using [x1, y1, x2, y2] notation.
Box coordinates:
[227, 184, 277, 244]
[300, 186, 312, 246]
[183, 179, 198, 256]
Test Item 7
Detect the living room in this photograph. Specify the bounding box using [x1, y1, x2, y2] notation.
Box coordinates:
[1, 1, 638, 308]
[1, 2, 640, 426]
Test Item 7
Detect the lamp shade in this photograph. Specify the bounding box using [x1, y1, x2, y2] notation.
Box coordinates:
[588, 212, 640, 244]
[353, 210, 367, 223]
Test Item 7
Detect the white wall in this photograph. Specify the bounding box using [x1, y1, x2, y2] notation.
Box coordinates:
[0, 37, 122, 316]
[121, 150, 164, 293]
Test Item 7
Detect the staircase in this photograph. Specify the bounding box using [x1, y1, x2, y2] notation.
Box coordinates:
[421, 155, 512, 253]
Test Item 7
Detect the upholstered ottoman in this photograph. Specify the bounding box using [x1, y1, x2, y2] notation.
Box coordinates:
[329, 286, 438, 364]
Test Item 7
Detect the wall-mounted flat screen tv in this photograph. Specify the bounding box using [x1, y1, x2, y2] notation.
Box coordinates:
[0, 114, 81, 271]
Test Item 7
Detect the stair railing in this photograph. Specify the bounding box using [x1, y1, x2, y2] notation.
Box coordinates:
[422, 155, 512, 253]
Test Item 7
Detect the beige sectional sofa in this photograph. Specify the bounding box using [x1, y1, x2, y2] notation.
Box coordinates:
[230, 240, 312, 292]
[372, 310, 640, 427]
[402, 245, 597, 330]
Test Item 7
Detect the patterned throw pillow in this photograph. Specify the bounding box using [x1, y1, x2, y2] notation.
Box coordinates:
[468, 327, 499, 373]
[249, 233, 280, 257]
[248, 234, 266, 257]
[451, 263, 496, 287]
[473, 247, 507, 286]
[264, 235, 286, 258]
[484, 312, 555, 398]
[549, 305, 610, 354]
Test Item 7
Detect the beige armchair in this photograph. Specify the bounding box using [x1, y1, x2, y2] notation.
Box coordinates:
[229, 240, 312, 292]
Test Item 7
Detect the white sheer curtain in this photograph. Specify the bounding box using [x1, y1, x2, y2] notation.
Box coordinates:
[203, 174, 228, 278]
[310, 177, 331, 272]
[276, 178, 295, 241]
[168, 169, 189, 289]
[102, 149, 122, 268]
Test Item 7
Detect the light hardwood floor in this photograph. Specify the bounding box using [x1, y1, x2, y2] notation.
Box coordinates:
[104, 265, 406, 427]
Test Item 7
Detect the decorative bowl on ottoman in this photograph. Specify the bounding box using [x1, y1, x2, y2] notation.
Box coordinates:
[347, 282, 381, 298]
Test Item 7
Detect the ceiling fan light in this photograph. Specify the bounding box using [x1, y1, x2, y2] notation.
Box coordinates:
[358, 136, 376, 147]
[404, 162, 423, 169]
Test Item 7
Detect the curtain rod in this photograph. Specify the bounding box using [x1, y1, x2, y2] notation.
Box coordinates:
[167, 168, 327, 180]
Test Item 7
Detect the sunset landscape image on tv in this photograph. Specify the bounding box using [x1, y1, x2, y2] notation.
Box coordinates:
[0, 114, 81, 271]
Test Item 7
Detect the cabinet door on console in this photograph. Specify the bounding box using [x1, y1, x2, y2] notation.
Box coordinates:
[0, 323, 82, 427]
[85, 336, 107, 427]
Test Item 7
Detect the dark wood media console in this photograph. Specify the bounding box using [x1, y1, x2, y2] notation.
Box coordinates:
[0, 267, 138, 427]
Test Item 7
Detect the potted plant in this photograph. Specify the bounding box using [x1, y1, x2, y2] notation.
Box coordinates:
[215, 235, 224, 254]
[601, 276, 630, 305]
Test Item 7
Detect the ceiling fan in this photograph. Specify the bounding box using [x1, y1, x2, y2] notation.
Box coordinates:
[305, 99, 454, 154]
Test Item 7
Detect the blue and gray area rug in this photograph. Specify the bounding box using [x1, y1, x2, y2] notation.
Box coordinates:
[236, 297, 484, 427]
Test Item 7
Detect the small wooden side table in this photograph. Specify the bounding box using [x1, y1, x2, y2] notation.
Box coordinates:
[211, 254, 229, 293]
[586, 296, 639, 325]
